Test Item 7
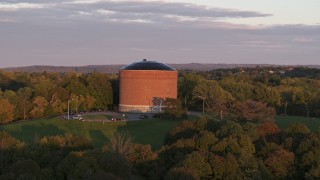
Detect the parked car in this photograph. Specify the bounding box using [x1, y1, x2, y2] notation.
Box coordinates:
[111, 114, 129, 121]
[72, 114, 83, 120]
[152, 113, 160, 118]
[140, 114, 149, 119]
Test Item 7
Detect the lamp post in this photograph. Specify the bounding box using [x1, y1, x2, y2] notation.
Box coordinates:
[154, 97, 163, 112]
[159, 99, 163, 112]
[68, 99, 74, 120]
[198, 96, 205, 115]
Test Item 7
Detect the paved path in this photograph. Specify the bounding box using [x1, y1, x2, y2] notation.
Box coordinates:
[82, 111, 156, 122]
[79, 111, 203, 123]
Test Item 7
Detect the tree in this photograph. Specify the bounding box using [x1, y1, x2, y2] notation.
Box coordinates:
[253, 84, 281, 107]
[193, 79, 234, 119]
[165, 167, 200, 180]
[180, 151, 212, 178]
[196, 130, 218, 151]
[103, 132, 133, 159]
[0, 98, 15, 124]
[292, 88, 314, 117]
[65, 80, 88, 97]
[165, 120, 197, 145]
[128, 144, 157, 163]
[85, 73, 113, 110]
[264, 148, 295, 178]
[2, 90, 19, 119]
[10, 159, 40, 179]
[234, 100, 276, 123]
[0, 132, 23, 174]
[285, 123, 310, 135]
[50, 93, 66, 115]
[258, 121, 281, 143]
[219, 77, 254, 102]
[16, 87, 33, 120]
[30, 96, 48, 118]
[161, 98, 187, 120]
[223, 153, 241, 179]
[83, 95, 96, 111]
[178, 73, 204, 109]
[33, 78, 55, 101]
[277, 86, 294, 116]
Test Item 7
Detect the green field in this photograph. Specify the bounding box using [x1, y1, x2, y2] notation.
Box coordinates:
[2, 115, 319, 151]
[276, 115, 320, 131]
[0, 117, 179, 150]
[82, 114, 113, 120]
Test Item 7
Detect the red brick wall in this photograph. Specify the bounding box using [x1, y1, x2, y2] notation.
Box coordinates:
[119, 70, 178, 108]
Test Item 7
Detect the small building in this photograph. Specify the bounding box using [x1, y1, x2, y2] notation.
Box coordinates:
[119, 59, 178, 112]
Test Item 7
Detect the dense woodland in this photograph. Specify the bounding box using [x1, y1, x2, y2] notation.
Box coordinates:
[1, 116, 320, 179]
[1, 66, 320, 124]
[178, 66, 320, 119]
[1, 66, 320, 179]
[0, 71, 114, 124]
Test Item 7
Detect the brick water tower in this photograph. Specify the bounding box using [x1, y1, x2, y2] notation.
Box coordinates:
[119, 59, 178, 112]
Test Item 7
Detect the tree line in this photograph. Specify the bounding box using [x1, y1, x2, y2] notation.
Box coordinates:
[1, 66, 320, 124]
[0, 71, 114, 124]
[178, 67, 320, 119]
[1, 66, 320, 179]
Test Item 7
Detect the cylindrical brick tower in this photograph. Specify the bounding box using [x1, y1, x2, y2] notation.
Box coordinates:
[119, 59, 178, 112]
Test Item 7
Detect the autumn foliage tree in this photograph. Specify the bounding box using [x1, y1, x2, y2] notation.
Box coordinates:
[264, 148, 295, 178]
[193, 79, 234, 118]
[234, 100, 276, 123]
[0, 99, 15, 124]
[161, 98, 187, 120]
[258, 121, 281, 143]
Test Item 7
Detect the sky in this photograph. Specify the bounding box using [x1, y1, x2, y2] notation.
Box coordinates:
[0, 0, 320, 67]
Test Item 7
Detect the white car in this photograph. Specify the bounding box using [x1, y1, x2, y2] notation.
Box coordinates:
[72, 114, 83, 120]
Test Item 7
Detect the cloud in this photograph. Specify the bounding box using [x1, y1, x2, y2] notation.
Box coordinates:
[0, 0, 270, 27]
[293, 38, 314, 43]
[70, 1, 270, 18]
[63, 0, 271, 27]
[0, 0, 319, 67]
[0, 2, 51, 11]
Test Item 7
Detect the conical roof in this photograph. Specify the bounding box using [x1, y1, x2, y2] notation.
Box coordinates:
[121, 59, 175, 71]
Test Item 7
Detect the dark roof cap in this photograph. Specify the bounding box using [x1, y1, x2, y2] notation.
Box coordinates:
[121, 60, 175, 71]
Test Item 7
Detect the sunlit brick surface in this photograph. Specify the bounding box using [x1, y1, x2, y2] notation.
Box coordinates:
[119, 70, 177, 112]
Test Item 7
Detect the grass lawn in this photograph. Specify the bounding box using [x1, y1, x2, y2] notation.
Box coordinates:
[4, 114, 317, 151]
[0, 117, 179, 150]
[82, 114, 113, 120]
[276, 115, 320, 131]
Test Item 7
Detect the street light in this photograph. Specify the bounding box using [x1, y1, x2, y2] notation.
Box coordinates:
[155, 98, 163, 112]
[68, 99, 74, 120]
[198, 96, 205, 115]
[159, 99, 163, 112]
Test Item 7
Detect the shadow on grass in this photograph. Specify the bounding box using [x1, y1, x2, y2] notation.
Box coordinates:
[89, 130, 108, 147]
[83, 114, 113, 120]
[10, 124, 65, 143]
[117, 119, 180, 150]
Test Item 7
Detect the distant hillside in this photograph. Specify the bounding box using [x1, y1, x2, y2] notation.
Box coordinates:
[2, 64, 320, 73]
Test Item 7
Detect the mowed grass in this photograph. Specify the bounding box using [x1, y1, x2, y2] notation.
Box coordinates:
[0, 117, 179, 150]
[276, 115, 320, 131]
[3, 114, 318, 151]
[82, 114, 113, 120]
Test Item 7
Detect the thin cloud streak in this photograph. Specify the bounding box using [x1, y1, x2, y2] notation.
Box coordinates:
[0, 0, 271, 25]
[0, 2, 52, 11]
